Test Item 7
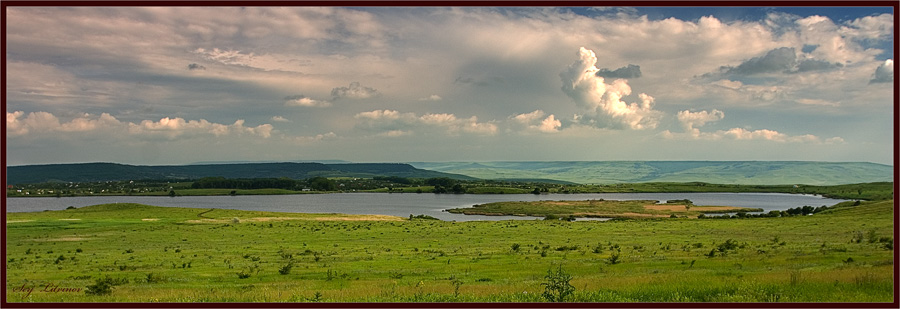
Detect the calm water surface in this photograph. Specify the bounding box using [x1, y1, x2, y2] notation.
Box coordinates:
[6, 192, 849, 221]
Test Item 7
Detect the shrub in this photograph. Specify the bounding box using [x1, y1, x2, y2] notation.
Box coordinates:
[278, 262, 293, 275]
[541, 266, 575, 302]
[409, 214, 440, 220]
[145, 273, 165, 283]
[555, 245, 579, 251]
[85, 276, 124, 296]
[607, 252, 620, 264]
[237, 270, 252, 279]
[511, 243, 521, 252]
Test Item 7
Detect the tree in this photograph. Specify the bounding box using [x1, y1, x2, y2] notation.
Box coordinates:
[168, 190, 176, 197]
[308, 177, 337, 191]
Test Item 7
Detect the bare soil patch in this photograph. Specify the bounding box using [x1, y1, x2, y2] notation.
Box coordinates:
[644, 205, 688, 211]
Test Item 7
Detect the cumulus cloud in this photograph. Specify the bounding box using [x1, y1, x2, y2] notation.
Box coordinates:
[662, 127, 840, 144]
[285, 95, 332, 107]
[595, 64, 642, 79]
[287, 132, 338, 144]
[7, 111, 274, 140]
[354, 109, 497, 136]
[418, 94, 442, 101]
[664, 108, 841, 144]
[271, 116, 291, 122]
[870, 59, 894, 84]
[795, 98, 840, 107]
[677, 109, 724, 135]
[331, 82, 380, 99]
[6, 111, 124, 137]
[840, 13, 894, 42]
[510, 110, 561, 133]
[560, 47, 662, 130]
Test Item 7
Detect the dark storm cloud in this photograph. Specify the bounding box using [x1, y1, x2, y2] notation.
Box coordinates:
[704, 47, 842, 79]
[595, 64, 642, 79]
[794, 59, 842, 73]
[725, 47, 797, 75]
[330, 82, 380, 99]
[187, 63, 207, 70]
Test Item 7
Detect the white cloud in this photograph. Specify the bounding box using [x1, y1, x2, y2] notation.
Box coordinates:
[418, 94, 442, 101]
[271, 116, 291, 122]
[662, 127, 839, 144]
[286, 132, 338, 144]
[665, 108, 843, 144]
[354, 109, 497, 136]
[7, 111, 274, 140]
[510, 110, 561, 133]
[560, 47, 662, 130]
[841, 13, 894, 42]
[677, 109, 724, 136]
[285, 95, 332, 107]
[129, 118, 274, 139]
[870, 59, 894, 84]
[795, 98, 840, 107]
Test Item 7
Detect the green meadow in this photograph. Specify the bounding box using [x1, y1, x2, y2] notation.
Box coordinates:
[447, 199, 762, 219]
[4, 199, 895, 303]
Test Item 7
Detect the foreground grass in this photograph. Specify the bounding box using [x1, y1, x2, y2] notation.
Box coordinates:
[447, 199, 762, 219]
[5, 200, 894, 303]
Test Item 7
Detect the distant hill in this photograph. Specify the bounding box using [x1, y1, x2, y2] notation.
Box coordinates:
[6, 162, 474, 184]
[409, 161, 894, 186]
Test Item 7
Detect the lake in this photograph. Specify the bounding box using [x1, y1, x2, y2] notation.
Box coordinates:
[5, 192, 849, 221]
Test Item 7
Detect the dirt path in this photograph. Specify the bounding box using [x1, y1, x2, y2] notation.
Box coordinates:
[197, 208, 215, 219]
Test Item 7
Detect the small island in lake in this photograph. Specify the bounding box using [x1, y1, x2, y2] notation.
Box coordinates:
[447, 199, 763, 219]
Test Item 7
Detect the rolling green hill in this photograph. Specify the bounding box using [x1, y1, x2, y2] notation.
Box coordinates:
[409, 161, 893, 186]
[6, 162, 474, 185]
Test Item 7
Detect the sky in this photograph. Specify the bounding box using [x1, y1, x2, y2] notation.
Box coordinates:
[4, 6, 895, 166]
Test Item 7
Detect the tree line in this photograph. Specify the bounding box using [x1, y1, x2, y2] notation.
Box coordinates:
[190, 177, 337, 191]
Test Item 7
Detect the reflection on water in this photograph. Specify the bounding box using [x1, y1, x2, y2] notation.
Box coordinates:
[6, 192, 848, 222]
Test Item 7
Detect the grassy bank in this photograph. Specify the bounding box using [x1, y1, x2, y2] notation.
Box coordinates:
[5, 200, 894, 303]
[446, 199, 763, 219]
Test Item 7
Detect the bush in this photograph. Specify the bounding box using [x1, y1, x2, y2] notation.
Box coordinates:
[278, 262, 293, 275]
[85, 276, 126, 296]
[145, 273, 165, 283]
[408, 214, 440, 220]
[237, 271, 252, 279]
[607, 252, 620, 264]
[541, 266, 575, 302]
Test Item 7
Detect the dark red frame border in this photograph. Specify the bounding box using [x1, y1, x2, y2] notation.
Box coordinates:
[1, 1, 897, 308]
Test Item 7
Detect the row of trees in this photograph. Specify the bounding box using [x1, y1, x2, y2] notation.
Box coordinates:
[190, 177, 336, 191]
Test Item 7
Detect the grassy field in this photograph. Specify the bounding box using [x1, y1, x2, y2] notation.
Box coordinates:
[447, 200, 762, 219]
[4, 200, 895, 303]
